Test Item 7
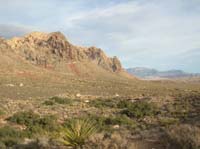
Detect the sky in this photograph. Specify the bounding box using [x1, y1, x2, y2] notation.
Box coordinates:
[0, 0, 200, 73]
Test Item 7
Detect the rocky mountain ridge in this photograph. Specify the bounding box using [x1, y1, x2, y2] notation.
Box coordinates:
[0, 32, 123, 74]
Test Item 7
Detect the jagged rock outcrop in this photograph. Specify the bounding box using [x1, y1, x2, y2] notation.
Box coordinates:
[5, 31, 122, 72]
[111, 56, 122, 72]
[0, 37, 11, 52]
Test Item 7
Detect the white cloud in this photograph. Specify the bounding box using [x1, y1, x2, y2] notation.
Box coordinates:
[0, 24, 36, 38]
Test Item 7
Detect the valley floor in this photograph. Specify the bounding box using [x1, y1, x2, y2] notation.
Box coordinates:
[0, 73, 200, 149]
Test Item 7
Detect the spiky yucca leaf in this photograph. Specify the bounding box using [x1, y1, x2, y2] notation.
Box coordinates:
[61, 118, 97, 148]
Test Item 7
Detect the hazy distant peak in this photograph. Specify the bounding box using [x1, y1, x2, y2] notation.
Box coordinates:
[126, 67, 200, 79]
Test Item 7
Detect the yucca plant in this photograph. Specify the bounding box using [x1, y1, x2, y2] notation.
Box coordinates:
[60, 118, 98, 149]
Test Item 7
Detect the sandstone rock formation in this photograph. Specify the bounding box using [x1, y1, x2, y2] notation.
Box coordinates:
[4, 31, 122, 73]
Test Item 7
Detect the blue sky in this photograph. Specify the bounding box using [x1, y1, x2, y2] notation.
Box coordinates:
[0, 0, 200, 73]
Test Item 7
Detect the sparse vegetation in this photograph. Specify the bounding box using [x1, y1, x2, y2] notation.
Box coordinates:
[159, 117, 179, 127]
[119, 100, 157, 118]
[0, 126, 25, 147]
[103, 115, 137, 130]
[42, 96, 74, 106]
[0, 109, 5, 116]
[50, 96, 73, 105]
[7, 111, 40, 126]
[89, 98, 117, 108]
[165, 124, 200, 149]
[43, 100, 55, 106]
[76, 114, 137, 132]
[0, 78, 199, 148]
[7, 111, 58, 136]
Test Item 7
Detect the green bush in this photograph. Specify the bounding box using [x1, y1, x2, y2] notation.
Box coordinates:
[2, 112, 59, 147]
[89, 98, 117, 108]
[26, 115, 58, 135]
[0, 126, 25, 147]
[0, 109, 5, 116]
[159, 117, 179, 127]
[104, 115, 137, 129]
[120, 101, 157, 118]
[7, 111, 40, 126]
[43, 100, 55, 106]
[50, 96, 73, 105]
[105, 115, 133, 125]
[0, 141, 6, 148]
[7, 111, 58, 136]
[0, 126, 24, 138]
[165, 124, 200, 149]
[37, 115, 58, 131]
[117, 100, 130, 109]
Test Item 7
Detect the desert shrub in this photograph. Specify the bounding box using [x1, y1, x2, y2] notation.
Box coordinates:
[61, 118, 98, 148]
[0, 126, 24, 138]
[103, 115, 137, 129]
[7, 111, 40, 126]
[89, 98, 117, 108]
[26, 115, 58, 135]
[82, 115, 107, 131]
[37, 115, 58, 131]
[79, 114, 137, 132]
[120, 101, 157, 118]
[85, 132, 137, 149]
[50, 96, 73, 105]
[169, 102, 190, 119]
[117, 100, 130, 109]
[2, 138, 19, 147]
[0, 141, 6, 148]
[159, 117, 179, 127]
[7, 111, 58, 136]
[43, 100, 55, 106]
[165, 124, 200, 149]
[0, 109, 5, 116]
[0, 126, 25, 147]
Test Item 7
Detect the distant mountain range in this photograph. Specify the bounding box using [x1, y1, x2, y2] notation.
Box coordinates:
[126, 67, 200, 79]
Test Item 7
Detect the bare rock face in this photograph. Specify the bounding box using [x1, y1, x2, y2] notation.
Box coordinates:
[111, 56, 122, 72]
[4, 31, 123, 72]
[84, 46, 122, 72]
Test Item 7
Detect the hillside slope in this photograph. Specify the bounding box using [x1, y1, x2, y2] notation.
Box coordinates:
[0, 32, 135, 99]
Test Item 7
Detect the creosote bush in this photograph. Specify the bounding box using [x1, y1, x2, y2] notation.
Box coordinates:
[89, 98, 117, 108]
[7, 111, 58, 135]
[165, 124, 200, 149]
[7, 111, 40, 126]
[43, 100, 55, 106]
[50, 96, 73, 105]
[43, 96, 74, 106]
[0, 126, 25, 147]
[119, 100, 157, 118]
[0, 109, 5, 116]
